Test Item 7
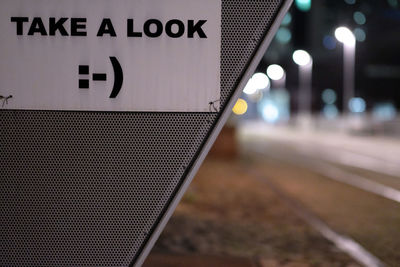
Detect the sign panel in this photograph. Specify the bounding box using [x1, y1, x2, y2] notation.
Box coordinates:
[1, 0, 291, 266]
[0, 0, 221, 112]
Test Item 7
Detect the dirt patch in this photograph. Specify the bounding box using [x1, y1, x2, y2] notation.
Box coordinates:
[250, 154, 400, 266]
[145, 158, 359, 267]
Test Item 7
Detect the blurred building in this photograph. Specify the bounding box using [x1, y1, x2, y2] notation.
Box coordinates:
[253, 0, 400, 114]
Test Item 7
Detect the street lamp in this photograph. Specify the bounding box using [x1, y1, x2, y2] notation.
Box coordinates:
[292, 50, 313, 117]
[266, 64, 286, 89]
[243, 72, 270, 95]
[252, 72, 271, 91]
[335, 27, 356, 114]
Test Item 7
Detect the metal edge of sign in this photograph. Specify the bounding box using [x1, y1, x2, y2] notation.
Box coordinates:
[133, 0, 293, 266]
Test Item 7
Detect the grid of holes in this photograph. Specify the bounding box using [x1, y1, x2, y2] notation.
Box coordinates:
[220, 0, 281, 106]
[0, 112, 215, 267]
[0, 1, 282, 266]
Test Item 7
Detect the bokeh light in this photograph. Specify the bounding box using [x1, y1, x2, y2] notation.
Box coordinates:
[281, 13, 292, 26]
[349, 97, 366, 113]
[354, 28, 366, 42]
[243, 73, 271, 95]
[261, 102, 280, 123]
[267, 64, 285, 81]
[372, 103, 397, 121]
[335, 27, 356, 45]
[276, 28, 292, 44]
[295, 0, 312, 12]
[322, 89, 337, 105]
[243, 78, 258, 95]
[353, 11, 366, 25]
[252, 72, 271, 91]
[292, 50, 312, 66]
[323, 104, 339, 119]
[232, 98, 248, 115]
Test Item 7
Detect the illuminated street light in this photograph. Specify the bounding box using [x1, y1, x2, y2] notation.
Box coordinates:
[267, 64, 285, 81]
[243, 78, 257, 95]
[292, 50, 312, 66]
[267, 64, 286, 90]
[335, 27, 356, 46]
[252, 72, 271, 91]
[293, 50, 313, 118]
[335, 26, 356, 113]
[243, 72, 270, 95]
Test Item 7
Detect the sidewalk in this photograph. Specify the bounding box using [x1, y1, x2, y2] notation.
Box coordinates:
[240, 121, 400, 163]
[239, 121, 400, 177]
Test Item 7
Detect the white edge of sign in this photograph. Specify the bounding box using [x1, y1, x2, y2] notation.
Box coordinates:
[133, 0, 294, 266]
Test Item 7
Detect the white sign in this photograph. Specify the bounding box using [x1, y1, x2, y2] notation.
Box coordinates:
[0, 0, 221, 112]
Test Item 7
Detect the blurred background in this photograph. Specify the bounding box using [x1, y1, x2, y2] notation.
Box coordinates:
[145, 1, 400, 266]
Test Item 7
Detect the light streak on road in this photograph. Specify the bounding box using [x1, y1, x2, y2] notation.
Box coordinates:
[246, 141, 400, 204]
[239, 123, 400, 178]
[293, 141, 400, 178]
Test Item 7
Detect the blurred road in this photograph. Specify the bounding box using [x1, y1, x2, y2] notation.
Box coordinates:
[146, 122, 400, 267]
[238, 122, 400, 266]
[239, 121, 400, 178]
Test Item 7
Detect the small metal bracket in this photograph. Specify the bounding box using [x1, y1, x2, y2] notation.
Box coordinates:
[0, 95, 13, 107]
[208, 99, 220, 112]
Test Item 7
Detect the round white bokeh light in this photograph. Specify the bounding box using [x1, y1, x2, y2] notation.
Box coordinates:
[243, 78, 257, 95]
[252, 72, 270, 91]
[292, 50, 312, 66]
[335, 27, 356, 45]
[266, 64, 285, 81]
[243, 73, 270, 95]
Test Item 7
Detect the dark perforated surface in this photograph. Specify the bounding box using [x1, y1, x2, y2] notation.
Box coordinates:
[0, 1, 282, 266]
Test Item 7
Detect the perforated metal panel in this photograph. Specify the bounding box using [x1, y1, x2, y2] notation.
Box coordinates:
[0, 1, 289, 266]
